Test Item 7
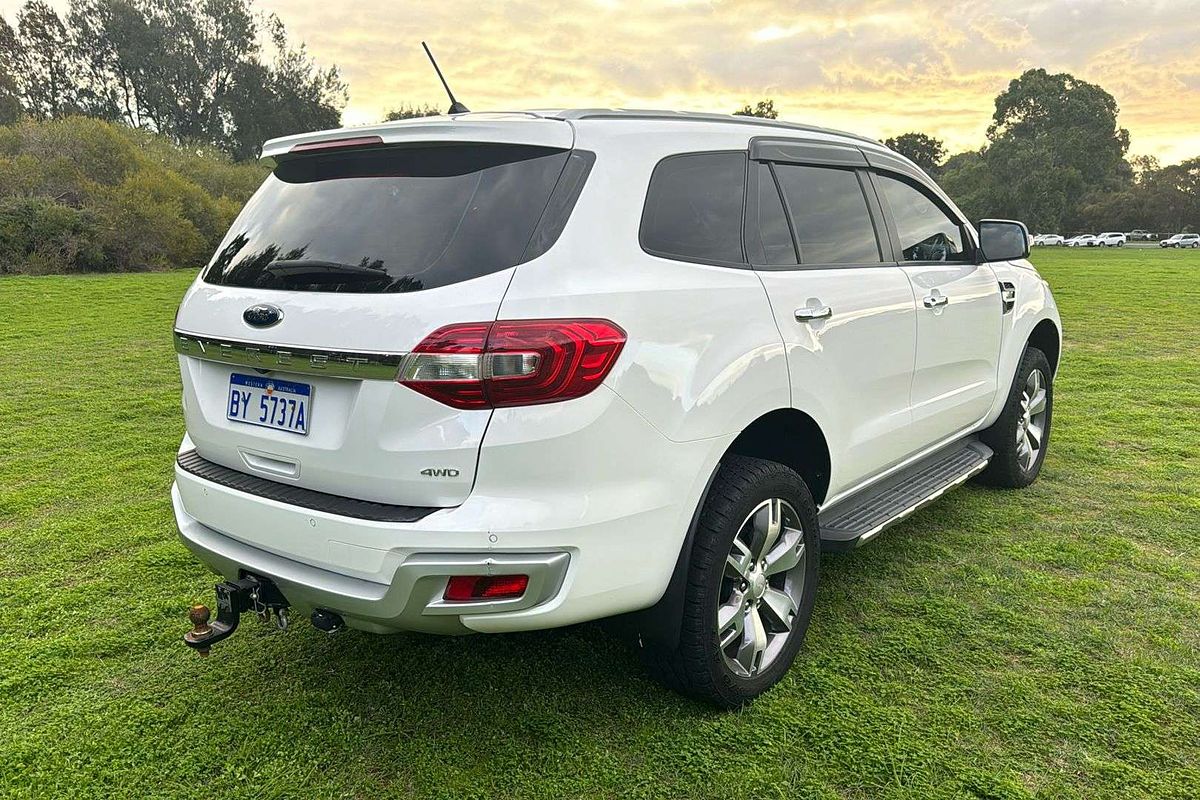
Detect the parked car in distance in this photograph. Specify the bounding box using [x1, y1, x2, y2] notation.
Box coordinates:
[1066, 235, 1098, 247]
[1096, 232, 1127, 247]
[1161, 233, 1200, 248]
[170, 109, 1061, 708]
[1034, 234, 1064, 246]
[1126, 229, 1155, 241]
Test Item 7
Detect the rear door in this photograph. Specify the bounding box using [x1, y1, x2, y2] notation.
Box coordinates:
[869, 171, 1002, 449]
[175, 135, 588, 508]
[748, 143, 919, 495]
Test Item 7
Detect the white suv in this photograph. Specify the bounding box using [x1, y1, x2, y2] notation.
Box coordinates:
[1161, 233, 1200, 248]
[172, 110, 1061, 707]
[1095, 232, 1126, 247]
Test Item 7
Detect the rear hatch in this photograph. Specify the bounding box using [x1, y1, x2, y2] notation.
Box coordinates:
[174, 117, 579, 508]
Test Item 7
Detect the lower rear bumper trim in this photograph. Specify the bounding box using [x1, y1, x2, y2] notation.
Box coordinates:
[177, 449, 439, 524]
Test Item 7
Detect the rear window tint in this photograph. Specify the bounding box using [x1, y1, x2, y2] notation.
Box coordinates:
[772, 163, 882, 264]
[202, 144, 572, 293]
[640, 152, 746, 264]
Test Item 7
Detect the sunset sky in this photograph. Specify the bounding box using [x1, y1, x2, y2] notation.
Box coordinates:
[5, 0, 1200, 163]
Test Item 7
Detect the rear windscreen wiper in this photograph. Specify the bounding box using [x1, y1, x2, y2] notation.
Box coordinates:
[264, 260, 389, 283]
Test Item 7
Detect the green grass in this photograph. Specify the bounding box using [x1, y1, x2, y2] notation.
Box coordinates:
[1, 248, 1198, 799]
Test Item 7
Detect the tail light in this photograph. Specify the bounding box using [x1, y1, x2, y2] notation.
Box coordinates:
[444, 574, 529, 602]
[399, 319, 625, 409]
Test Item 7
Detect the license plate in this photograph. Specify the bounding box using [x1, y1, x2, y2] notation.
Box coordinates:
[226, 373, 312, 435]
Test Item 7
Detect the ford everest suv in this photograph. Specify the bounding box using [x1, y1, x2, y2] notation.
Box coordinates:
[172, 110, 1061, 707]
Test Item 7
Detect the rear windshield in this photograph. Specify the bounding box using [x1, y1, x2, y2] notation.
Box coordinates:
[202, 144, 572, 293]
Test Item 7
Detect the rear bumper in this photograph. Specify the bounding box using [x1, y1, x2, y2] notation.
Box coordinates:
[174, 485, 570, 634]
[173, 386, 729, 634]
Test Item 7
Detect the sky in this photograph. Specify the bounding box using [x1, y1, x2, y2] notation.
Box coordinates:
[4, 0, 1200, 163]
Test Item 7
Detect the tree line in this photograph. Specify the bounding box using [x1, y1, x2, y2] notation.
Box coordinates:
[0, 0, 346, 161]
[743, 69, 1199, 235]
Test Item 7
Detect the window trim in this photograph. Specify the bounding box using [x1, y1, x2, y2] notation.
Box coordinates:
[638, 150, 751, 269]
[867, 169, 978, 266]
[747, 158, 896, 272]
[743, 161, 798, 267]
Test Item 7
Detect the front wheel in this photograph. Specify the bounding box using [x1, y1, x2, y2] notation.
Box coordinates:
[643, 456, 820, 708]
[977, 347, 1053, 488]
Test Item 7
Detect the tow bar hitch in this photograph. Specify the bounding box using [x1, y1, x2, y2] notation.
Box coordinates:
[184, 574, 290, 655]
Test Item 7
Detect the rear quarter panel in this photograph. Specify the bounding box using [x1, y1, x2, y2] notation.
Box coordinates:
[498, 122, 791, 444]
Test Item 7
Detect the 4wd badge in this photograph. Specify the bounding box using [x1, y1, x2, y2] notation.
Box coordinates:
[421, 468, 460, 478]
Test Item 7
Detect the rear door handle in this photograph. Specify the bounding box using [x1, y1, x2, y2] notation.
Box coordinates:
[922, 294, 949, 309]
[795, 305, 833, 322]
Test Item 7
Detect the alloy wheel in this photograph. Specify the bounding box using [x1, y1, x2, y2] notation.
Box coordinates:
[1016, 368, 1049, 472]
[717, 498, 808, 678]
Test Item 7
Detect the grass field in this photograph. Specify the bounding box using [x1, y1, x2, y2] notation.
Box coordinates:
[1, 248, 1198, 799]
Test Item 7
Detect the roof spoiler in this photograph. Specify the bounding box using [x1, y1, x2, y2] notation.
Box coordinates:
[259, 115, 574, 167]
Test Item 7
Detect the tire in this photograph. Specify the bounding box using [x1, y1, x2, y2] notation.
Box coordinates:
[642, 455, 820, 708]
[977, 347, 1053, 488]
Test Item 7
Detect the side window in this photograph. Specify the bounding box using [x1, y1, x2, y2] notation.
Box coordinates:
[746, 163, 797, 266]
[875, 174, 970, 262]
[640, 152, 746, 264]
[772, 163, 882, 264]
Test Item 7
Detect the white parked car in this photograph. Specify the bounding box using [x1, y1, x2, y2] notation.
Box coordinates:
[1095, 232, 1126, 247]
[1066, 235, 1098, 247]
[1160, 233, 1200, 248]
[171, 110, 1061, 707]
[1034, 234, 1064, 246]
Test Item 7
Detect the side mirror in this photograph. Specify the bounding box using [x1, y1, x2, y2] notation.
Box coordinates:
[977, 219, 1030, 262]
[974, 219, 1032, 262]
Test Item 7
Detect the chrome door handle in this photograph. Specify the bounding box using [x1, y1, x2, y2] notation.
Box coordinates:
[923, 294, 949, 309]
[795, 305, 833, 322]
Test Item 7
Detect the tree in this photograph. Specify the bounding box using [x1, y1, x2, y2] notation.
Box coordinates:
[883, 132, 946, 174]
[734, 99, 777, 119]
[130, 0, 258, 144]
[0, 17, 23, 123]
[225, 14, 347, 160]
[988, 68, 1130, 190]
[18, 0, 349, 160]
[1129, 154, 1160, 182]
[1136, 157, 1200, 233]
[936, 69, 1137, 231]
[384, 103, 441, 121]
[14, 1, 81, 119]
[985, 136, 1086, 231]
[938, 150, 993, 222]
[67, 0, 153, 125]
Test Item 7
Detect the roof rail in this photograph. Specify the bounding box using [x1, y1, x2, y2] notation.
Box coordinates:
[545, 108, 881, 146]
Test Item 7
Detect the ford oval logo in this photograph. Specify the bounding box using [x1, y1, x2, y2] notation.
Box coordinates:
[243, 304, 283, 328]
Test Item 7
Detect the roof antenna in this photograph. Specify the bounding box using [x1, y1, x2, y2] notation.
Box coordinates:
[422, 42, 470, 114]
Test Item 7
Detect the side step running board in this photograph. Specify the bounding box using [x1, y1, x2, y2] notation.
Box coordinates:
[819, 439, 992, 551]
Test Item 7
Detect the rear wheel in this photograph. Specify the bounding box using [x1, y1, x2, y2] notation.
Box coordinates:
[643, 456, 819, 708]
[977, 347, 1053, 488]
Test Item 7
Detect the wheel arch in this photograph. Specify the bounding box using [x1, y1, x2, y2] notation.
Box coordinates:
[615, 407, 831, 650]
[1028, 318, 1061, 376]
[723, 408, 831, 506]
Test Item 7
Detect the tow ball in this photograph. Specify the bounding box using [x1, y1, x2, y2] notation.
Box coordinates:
[184, 574, 290, 655]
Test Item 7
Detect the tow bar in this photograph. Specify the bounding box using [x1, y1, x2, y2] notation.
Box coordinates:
[183, 574, 291, 655]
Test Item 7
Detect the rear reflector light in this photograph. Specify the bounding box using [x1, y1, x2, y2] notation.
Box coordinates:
[444, 574, 529, 602]
[399, 319, 625, 409]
